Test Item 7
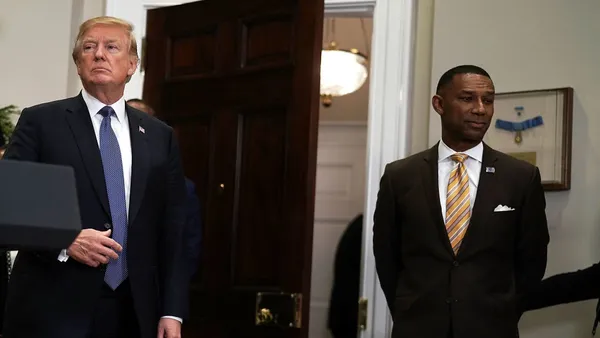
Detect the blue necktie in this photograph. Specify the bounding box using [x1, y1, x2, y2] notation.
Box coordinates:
[98, 106, 128, 290]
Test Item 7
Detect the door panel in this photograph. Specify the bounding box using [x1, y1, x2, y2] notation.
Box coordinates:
[233, 110, 287, 286]
[143, 0, 324, 336]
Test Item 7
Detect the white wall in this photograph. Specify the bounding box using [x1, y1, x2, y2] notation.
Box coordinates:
[428, 1, 600, 337]
[0, 0, 104, 123]
[0, 0, 73, 120]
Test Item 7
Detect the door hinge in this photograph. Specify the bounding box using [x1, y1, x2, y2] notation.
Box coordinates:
[358, 297, 368, 330]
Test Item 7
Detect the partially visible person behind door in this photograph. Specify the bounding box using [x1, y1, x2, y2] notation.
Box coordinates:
[328, 213, 363, 338]
[127, 98, 203, 279]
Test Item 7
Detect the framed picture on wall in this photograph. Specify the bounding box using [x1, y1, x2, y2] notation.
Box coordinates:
[483, 87, 573, 191]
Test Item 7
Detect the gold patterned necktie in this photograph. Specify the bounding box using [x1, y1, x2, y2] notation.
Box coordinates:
[446, 153, 471, 254]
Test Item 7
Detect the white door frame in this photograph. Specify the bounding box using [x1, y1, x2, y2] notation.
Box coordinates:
[350, 1, 416, 337]
[105, 1, 417, 337]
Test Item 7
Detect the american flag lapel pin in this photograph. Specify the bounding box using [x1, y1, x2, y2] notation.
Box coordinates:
[139, 126, 145, 134]
[485, 167, 495, 173]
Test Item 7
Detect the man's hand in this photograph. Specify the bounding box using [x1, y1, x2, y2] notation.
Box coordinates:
[158, 318, 181, 338]
[66, 229, 122, 267]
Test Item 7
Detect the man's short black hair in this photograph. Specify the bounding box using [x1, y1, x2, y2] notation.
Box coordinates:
[436, 65, 492, 94]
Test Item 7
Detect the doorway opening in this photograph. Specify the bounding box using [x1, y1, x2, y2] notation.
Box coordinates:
[310, 16, 372, 338]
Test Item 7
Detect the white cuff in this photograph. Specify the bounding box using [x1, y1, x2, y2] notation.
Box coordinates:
[57, 249, 69, 262]
[161, 316, 183, 323]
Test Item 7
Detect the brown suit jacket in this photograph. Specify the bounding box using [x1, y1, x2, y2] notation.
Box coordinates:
[373, 143, 549, 338]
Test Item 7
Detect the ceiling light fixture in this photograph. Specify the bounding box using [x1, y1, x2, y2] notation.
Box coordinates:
[320, 18, 370, 107]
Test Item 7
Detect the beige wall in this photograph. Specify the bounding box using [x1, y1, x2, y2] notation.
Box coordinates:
[319, 17, 372, 122]
[409, 0, 434, 154]
[426, 1, 600, 337]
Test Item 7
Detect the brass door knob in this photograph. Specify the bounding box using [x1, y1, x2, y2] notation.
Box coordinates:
[256, 308, 275, 325]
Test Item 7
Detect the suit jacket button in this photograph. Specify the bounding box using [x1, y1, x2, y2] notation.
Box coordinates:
[452, 261, 459, 267]
[104, 223, 112, 230]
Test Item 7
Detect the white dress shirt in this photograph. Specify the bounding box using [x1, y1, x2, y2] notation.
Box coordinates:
[58, 89, 131, 260]
[57, 89, 181, 323]
[437, 139, 483, 221]
[82, 88, 133, 213]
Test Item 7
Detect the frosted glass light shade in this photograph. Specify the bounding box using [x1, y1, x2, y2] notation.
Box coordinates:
[320, 49, 368, 99]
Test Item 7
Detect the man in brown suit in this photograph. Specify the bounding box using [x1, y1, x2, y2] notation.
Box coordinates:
[373, 65, 550, 338]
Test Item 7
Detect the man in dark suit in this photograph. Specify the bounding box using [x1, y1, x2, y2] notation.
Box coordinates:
[2, 16, 187, 338]
[522, 262, 600, 335]
[127, 98, 203, 279]
[328, 214, 363, 338]
[373, 64, 550, 338]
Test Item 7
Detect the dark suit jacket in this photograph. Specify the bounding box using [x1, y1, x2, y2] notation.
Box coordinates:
[328, 214, 363, 338]
[2, 94, 188, 338]
[183, 177, 202, 279]
[373, 143, 549, 338]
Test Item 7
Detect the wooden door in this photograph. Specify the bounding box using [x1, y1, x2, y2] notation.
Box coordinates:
[142, 0, 324, 337]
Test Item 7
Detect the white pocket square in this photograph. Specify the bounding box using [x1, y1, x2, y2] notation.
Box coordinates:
[494, 204, 515, 212]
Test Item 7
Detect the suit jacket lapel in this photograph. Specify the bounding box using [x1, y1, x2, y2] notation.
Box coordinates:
[65, 94, 110, 217]
[459, 143, 499, 256]
[127, 108, 149, 226]
[422, 143, 455, 256]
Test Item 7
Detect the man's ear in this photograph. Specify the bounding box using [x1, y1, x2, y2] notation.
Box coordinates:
[127, 56, 138, 76]
[75, 59, 82, 76]
[432, 95, 444, 116]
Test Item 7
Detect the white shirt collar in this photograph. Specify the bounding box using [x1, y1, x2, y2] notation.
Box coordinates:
[438, 139, 483, 163]
[81, 88, 126, 123]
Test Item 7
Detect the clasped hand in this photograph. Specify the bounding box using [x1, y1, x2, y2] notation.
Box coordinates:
[67, 229, 122, 267]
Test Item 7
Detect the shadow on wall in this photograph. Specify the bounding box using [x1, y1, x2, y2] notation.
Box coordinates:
[519, 92, 600, 337]
[520, 302, 595, 337]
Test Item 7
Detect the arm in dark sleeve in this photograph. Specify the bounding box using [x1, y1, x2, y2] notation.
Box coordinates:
[372, 165, 402, 313]
[524, 262, 600, 311]
[515, 167, 550, 299]
[184, 179, 202, 278]
[161, 130, 188, 319]
[2, 108, 39, 162]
